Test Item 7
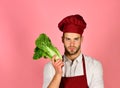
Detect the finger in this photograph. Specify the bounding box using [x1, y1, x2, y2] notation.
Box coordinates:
[54, 59, 62, 65]
[55, 60, 64, 67]
[58, 62, 64, 67]
[60, 63, 64, 68]
[52, 55, 56, 64]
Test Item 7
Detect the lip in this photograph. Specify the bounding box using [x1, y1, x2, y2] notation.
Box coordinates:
[69, 47, 75, 50]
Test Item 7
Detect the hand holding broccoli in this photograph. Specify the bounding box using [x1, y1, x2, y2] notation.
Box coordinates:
[52, 55, 64, 75]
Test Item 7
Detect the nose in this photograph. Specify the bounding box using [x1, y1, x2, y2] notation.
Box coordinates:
[70, 40, 75, 46]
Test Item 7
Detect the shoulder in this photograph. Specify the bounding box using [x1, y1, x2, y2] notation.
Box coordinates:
[84, 55, 102, 66]
[83, 54, 103, 72]
[44, 61, 54, 71]
[43, 61, 55, 77]
[83, 55, 104, 87]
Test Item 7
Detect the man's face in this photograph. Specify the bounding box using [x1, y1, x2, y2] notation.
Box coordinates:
[62, 33, 83, 55]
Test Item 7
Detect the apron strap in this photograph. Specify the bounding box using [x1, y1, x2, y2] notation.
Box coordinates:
[82, 55, 87, 76]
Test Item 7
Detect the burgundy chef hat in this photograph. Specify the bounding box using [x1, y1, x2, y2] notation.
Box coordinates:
[58, 14, 87, 35]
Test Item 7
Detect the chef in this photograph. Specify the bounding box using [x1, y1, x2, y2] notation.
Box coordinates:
[42, 14, 104, 88]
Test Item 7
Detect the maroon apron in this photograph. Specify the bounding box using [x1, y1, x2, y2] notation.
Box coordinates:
[59, 55, 89, 88]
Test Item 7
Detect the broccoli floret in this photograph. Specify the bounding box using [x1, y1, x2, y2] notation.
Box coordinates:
[33, 33, 62, 60]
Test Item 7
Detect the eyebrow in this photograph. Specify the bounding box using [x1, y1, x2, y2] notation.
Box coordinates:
[74, 37, 80, 39]
[64, 36, 80, 39]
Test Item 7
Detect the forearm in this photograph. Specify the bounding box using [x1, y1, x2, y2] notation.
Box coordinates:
[47, 73, 62, 88]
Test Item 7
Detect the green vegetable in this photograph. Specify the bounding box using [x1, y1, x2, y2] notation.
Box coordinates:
[33, 33, 62, 60]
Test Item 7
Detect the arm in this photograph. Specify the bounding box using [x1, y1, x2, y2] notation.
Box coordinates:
[89, 61, 104, 88]
[42, 55, 64, 88]
[48, 55, 64, 88]
[48, 73, 62, 88]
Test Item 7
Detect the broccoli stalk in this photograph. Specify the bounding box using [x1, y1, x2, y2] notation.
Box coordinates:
[33, 33, 62, 60]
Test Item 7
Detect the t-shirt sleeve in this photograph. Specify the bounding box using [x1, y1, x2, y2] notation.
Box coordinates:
[89, 60, 104, 88]
[42, 62, 55, 88]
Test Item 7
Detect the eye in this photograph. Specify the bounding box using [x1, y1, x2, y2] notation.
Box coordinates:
[74, 37, 79, 41]
[65, 38, 70, 41]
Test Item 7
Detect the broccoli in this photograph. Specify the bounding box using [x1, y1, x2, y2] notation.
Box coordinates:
[33, 33, 62, 60]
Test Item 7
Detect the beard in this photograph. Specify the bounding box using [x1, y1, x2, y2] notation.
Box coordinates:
[64, 45, 81, 55]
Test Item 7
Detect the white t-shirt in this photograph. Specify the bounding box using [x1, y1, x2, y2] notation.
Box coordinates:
[42, 53, 104, 88]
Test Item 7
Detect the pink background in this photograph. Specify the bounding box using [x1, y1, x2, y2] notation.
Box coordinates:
[0, 0, 120, 88]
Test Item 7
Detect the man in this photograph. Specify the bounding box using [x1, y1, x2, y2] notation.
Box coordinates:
[42, 14, 104, 88]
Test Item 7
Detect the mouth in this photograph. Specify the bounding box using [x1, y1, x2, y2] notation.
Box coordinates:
[68, 47, 76, 51]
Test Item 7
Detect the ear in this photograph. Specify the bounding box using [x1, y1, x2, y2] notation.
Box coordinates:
[62, 36, 64, 43]
[81, 36, 84, 43]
